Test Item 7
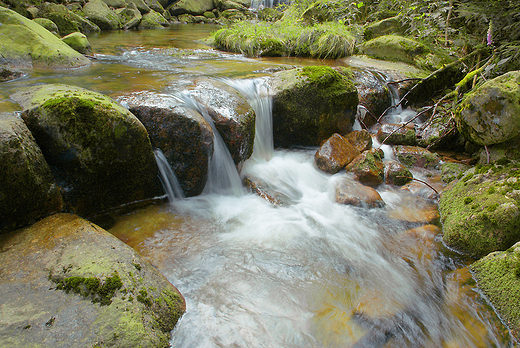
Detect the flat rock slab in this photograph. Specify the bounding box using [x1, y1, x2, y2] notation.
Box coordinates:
[0, 213, 185, 348]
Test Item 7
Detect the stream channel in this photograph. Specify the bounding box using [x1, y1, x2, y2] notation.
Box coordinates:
[2, 25, 518, 347]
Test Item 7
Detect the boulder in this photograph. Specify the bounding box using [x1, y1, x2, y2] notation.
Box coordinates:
[376, 123, 416, 145]
[177, 13, 196, 23]
[314, 133, 360, 174]
[477, 138, 520, 165]
[119, 91, 214, 197]
[349, 68, 391, 127]
[470, 242, 520, 340]
[0, 112, 63, 232]
[138, 9, 169, 28]
[393, 145, 441, 169]
[344, 129, 372, 152]
[215, 0, 248, 11]
[61, 32, 93, 55]
[333, 177, 385, 208]
[32, 17, 60, 36]
[456, 71, 520, 146]
[191, 79, 256, 165]
[269, 66, 358, 148]
[146, 0, 165, 13]
[167, 0, 214, 16]
[384, 159, 412, 186]
[0, 213, 185, 347]
[440, 162, 471, 184]
[364, 16, 409, 40]
[102, 0, 128, 8]
[439, 163, 520, 258]
[42, 2, 101, 36]
[83, 0, 122, 30]
[11, 84, 162, 217]
[346, 148, 385, 187]
[128, 0, 152, 14]
[0, 7, 91, 69]
[116, 3, 142, 29]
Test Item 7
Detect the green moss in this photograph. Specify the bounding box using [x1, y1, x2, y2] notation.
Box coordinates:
[464, 197, 473, 204]
[136, 289, 152, 307]
[54, 272, 123, 306]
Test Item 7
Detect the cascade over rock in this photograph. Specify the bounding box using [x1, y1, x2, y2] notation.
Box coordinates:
[0, 112, 63, 233]
[0, 213, 185, 347]
[456, 71, 520, 146]
[0, 7, 91, 69]
[119, 91, 214, 197]
[11, 84, 162, 217]
[269, 66, 358, 148]
[191, 79, 256, 165]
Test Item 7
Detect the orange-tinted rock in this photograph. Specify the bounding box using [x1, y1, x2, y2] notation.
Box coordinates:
[344, 129, 372, 153]
[334, 178, 385, 208]
[346, 148, 385, 187]
[387, 196, 440, 223]
[384, 159, 412, 186]
[315, 133, 360, 174]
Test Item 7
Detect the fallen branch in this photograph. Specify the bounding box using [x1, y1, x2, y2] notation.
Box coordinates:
[396, 176, 439, 195]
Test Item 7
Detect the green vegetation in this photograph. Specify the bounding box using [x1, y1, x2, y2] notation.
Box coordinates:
[55, 272, 123, 306]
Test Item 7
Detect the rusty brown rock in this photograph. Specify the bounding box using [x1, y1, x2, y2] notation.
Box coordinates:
[314, 133, 360, 174]
[333, 177, 385, 208]
[344, 129, 372, 153]
[346, 148, 385, 187]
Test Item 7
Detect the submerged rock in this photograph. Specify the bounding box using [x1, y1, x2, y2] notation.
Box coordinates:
[439, 163, 520, 258]
[0, 112, 63, 232]
[346, 148, 385, 187]
[0, 7, 91, 69]
[243, 174, 293, 206]
[119, 91, 213, 197]
[456, 71, 520, 146]
[0, 213, 185, 347]
[333, 177, 385, 208]
[314, 133, 360, 174]
[11, 84, 162, 217]
[191, 79, 256, 165]
[270, 66, 358, 148]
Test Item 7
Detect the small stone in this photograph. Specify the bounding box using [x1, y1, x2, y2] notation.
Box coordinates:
[314, 133, 360, 174]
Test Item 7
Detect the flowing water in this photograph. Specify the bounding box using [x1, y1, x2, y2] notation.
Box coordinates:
[3, 26, 518, 347]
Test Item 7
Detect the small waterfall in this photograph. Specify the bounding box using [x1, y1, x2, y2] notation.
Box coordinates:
[174, 91, 244, 197]
[154, 149, 184, 202]
[223, 78, 274, 161]
[250, 0, 289, 10]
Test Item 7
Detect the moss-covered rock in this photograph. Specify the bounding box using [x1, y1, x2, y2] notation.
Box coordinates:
[456, 71, 520, 147]
[83, 0, 122, 30]
[439, 163, 520, 258]
[138, 9, 169, 28]
[32, 17, 60, 36]
[344, 129, 372, 152]
[146, 0, 165, 13]
[0, 112, 63, 233]
[393, 145, 441, 169]
[191, 79, 256, 165]
[0, 213, 185, 347]
[11, 84, 162, 217]
[102, 0, 128, 8]
[470, 243, 520, 340]
[345, 148, 385, 187]
[215, 0, 248, 11]
[440, 162, 471, 184]
[116, 3, 142, 30]
[119, 91, 214, 197]
[270, 66, 358, 148]
[0, 7, 91, 69]
[167, 0, 214, 16]
[364, 16, 408, 40]
[61, 32, 93, 55]
[314, 133, 360, 174]
[384, 159, 413, 186]
[128, 0, 151, 14]
[377, 123, 416, 146]
[42, 2, 101, 36]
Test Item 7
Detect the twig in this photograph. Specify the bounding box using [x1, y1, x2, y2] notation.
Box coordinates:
[380, 106, 434, 145]
[396, 176, 439, 195]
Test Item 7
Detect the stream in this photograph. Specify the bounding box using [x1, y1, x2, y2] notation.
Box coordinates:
[2, 25, 518, 347]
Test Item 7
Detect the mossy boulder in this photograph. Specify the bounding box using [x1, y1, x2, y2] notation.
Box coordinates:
[83, 0, 122, 30]
[384, 159, 412, 186]
[128, 0, 152, 14]
[138, 9, 169, 28]
[359, 35, 450, 71]
[439, 163, 520, 258]
[119, 91, 214, 197]
[270, 66, 358, 148]
[0, 112, 63, 233]
[11, 84, 162, 217]
[0, 7, 91, 69]
[440, 162, 471, 184]
[32, 17, 60, 36]
[215, 0, 248, 11]
[477, 138, 520, 165]
[167, 0, 214, 16]
[61, 32, 93, 55]
[41, 2, 101, 36]
[314, 133, 360, 174]
[346, 148, 385, 187]
[146, 0, 165, 13]
[393, 145, 441, 169]
[116, 3, 142, 29]
[377, 123, 416, 146]
[191, 79, 256, 165]
[102, 0, 128, 8]
[364, 16, 408, 40]
[456, 71, 520, 147]
[470, 242, 520, 340]
[0, 213, 185, 347]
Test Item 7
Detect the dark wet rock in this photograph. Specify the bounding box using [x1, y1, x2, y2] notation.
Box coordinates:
[415, 118, 459, 150]
[393, 145, 441, 169]
[384, 160, 412, 186]
[42, 2, 101, 36]
[470, 242, 520, 341]
[269, 66, 358, 148]
[350, 68, 391, 127]
[243, 174, 293, 206]
[191, 79, 256, 165]
[333, 177, 385, 208]
[346, 148, 385, 187]
[314, 133, 360, 174]
[167, 0, 214, 16]
[119, 91, 214, 197]
[0, 112, 63, 233]
[138, 9, 169, 28]
[32, 17, 60, 36]
[0, 213, 185, 347]
[344, 129, 372, 153]
[61, 32, 93, 55]
[456, 71, 520, 146]
[377, 123, 416, 146]
[0, 67, 24, 82]
[11, 84, 162, 217]
[0, 7, 91, 69]
[83, 0, 122, 30]
[439, 163, 520, 258]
